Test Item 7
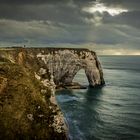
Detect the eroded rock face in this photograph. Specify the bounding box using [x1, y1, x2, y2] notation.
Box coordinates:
[0, 48, 105, 87]
[0, 47, 104, 139]
[0, 63, 68, 140]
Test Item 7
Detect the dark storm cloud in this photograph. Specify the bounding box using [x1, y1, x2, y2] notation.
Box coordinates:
[0, 0, 139, 55]
[0, 1, 95, 25]
[0, 0, 94, 4]
[0, 0, 70, 4]
[103, 10, 140, 28]
[0, 0, 139, 24]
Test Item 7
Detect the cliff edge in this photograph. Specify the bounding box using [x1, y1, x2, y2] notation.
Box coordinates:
[0, 47, 105, 139]
[0, 62, 68, 140]
[0, 47, 105, 88]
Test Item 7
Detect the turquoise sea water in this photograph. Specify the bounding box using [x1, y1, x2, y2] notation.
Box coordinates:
[56, 56, 140, 140]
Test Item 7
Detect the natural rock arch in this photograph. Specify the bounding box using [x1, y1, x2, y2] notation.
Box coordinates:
[36, 48, 105, 87]
[73, 69, 89, 85]
[0, 48, 105, 87]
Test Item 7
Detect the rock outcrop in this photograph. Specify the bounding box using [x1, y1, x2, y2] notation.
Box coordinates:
[0, 47, 105, 139]
[0, 47, 105, 88]
[0, 63, 68, 140]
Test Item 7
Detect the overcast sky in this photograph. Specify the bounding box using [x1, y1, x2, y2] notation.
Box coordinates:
[0, 0, 140, 55]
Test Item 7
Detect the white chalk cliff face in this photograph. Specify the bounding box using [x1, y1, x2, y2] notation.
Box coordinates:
[0, 48, 105, 87]
[36, 49, 105, 87]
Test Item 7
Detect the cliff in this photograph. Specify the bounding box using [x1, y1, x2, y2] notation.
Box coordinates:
[0, 57, 68, 139]
[0, 47, 104, 139]
[0, 47, 105, 88]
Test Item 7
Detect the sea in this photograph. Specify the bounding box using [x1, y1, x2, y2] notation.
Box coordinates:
[56, 56, 140, 140]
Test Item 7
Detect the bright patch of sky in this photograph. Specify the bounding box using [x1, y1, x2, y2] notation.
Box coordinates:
[83, 2, 128, 16]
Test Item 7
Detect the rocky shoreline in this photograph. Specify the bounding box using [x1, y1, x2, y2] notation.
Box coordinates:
[56, 82, 87, 90]
[0, 47, 105, 139]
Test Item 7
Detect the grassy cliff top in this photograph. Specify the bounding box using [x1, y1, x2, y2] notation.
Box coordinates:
[0, 63, 67, 140]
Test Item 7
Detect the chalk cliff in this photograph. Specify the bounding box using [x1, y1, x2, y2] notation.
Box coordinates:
[0, 47, 105, 139]
[0, 47, 105, 88]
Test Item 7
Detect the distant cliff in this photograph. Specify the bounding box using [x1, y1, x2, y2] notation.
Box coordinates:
[0, 47, 105, 88]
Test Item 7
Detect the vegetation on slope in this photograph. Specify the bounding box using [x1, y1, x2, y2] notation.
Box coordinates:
[0, 62, 67, 140]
